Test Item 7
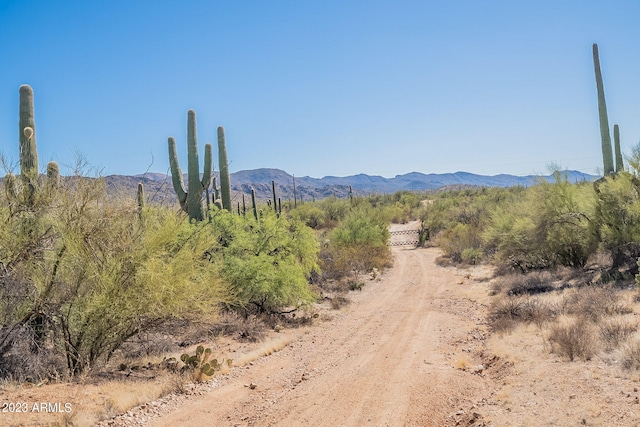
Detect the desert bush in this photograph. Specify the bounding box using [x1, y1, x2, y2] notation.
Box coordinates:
[209, 311, 267, 342]
[562, 286, 631, 321]
[213, 211, 319, 314]
[319, 206, 391, 280]
[0, 172, 235, 377]
[461, 247, 483, 265]
[488, 296, 527, 332]
[547, 317, 598, 361]
[594, 172, 640, 269]
[485, 175, 596, 271]
[488, 295, 559, 331]
[490, 271, 555, 296]
[598, 317, 638, 352]
[329, 294, 350, 310]
[380, 202, 413, 224]
[621, 338, 640, 370]
[288, 203, 326, 229]
[437, 223, 483, 263]
[315, 197, 350, 228]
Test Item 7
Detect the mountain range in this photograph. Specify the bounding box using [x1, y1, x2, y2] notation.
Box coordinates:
[111, 168, 599, 205]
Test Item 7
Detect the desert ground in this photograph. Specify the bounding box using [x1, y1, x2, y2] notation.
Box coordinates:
[3, 222, 640, 426]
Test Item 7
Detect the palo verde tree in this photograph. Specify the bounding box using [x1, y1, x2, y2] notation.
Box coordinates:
[210, 211, 318, 314]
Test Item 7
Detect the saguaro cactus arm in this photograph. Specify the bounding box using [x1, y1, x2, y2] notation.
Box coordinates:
[614, 124, 624, 173]
[202, 143, 213, 190]
[168, 136, 188, 210]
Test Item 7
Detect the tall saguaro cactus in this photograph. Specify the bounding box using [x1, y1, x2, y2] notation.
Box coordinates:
[217, 126, 231, 211]
[5, 85, 59, 208]
[593, 43, 615, 175]
[19, 85, 38, 185]
[168, 110, 213, 222]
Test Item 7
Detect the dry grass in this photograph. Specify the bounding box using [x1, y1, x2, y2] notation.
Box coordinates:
[621, 338, 640, 370]
[562, 286, 632, 321]
[96, 374, 185, 420]
[547, 316, 599, 361]
[234, 332, 301, 367]
[488, 295, 559, 332]
[598, 316, 639, 352]
[454, 355, 471, 370]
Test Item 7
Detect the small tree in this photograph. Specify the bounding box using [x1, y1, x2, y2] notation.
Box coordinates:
[213, 212, 319, 314]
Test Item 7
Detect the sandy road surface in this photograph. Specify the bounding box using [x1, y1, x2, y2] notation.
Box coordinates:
[144, 224, 492, 426]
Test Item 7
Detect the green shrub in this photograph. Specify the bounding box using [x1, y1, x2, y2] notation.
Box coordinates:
[213, 212, 319, 314]
[485, 176, 596, 271]
[316, 197, 350, 227]
[461, 247, 483, 265]
[593, 172, 640, 269]
[437, 223, 483, 263]
[320, 207, 391, 279]
[288, 204, 326, 229]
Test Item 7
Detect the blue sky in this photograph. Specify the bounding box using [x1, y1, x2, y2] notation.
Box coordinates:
[1, 1, 639, 178]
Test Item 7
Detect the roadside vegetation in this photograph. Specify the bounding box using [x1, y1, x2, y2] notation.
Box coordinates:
[3, 43, 640, 424]
[417, 153, 640, 366]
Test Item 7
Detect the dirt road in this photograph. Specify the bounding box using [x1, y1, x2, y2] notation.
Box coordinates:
[144, 225, 493, 426]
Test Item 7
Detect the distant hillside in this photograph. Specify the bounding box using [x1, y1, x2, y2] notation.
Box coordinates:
[109, 168, 599, 205]
[0, 169, 600, 205]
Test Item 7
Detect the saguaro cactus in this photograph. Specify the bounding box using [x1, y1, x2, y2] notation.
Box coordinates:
[292, 174, 297, 208]
[593, 43, 615, 175]
[613, 124, 624, 173]
[137, 183, 145, 209]
[168, 110, 213, 221]
[271, 180, 278, 215]
[46, 161, 60, 189]
[251, 188, 258, 220]
[217, 126, 231, 211]
[242, 193, 246, 216]
[5, 85, 60, 207]
[19, 85, 38, 186]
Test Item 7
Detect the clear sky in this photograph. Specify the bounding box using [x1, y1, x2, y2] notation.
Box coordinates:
[1, 1, 639, 178]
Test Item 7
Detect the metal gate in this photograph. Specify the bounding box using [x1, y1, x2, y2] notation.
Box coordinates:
[388, 229, 420, 247]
